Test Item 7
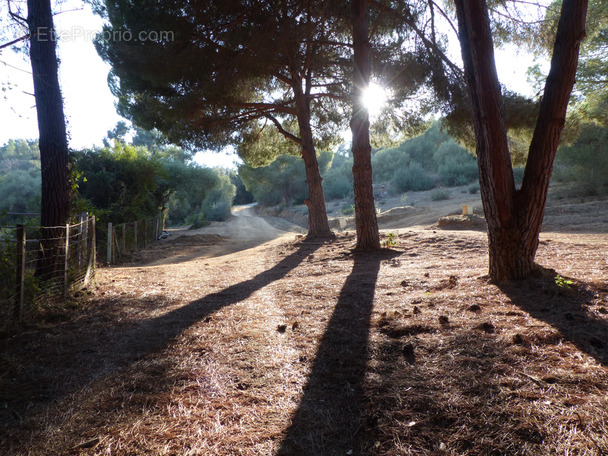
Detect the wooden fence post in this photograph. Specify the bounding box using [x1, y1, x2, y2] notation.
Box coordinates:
[134, 221, 138, 250]
[91, 216, 96, 271]
[84, 216, 96, 285]
[80, 212, 88, 269]
[64, 224, 70, 297]
[14, 225, 26, 323]
[107, 222, 113, 265]
[144, 219, 148, 248]
[121, 224, 126, 256]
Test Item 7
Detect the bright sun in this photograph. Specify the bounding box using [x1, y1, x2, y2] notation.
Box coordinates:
[362, 82, 389, 119]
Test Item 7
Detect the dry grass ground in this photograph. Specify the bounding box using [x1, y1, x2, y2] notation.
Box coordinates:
[1, 225, 607, 455]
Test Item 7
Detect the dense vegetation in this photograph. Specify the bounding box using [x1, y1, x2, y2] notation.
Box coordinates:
[238, 122, 480, 207]
[0, 140, 42, 224]
[2, 120, 608, 228]
[0, 134, 236, 228]
[553, 123, 608, 197]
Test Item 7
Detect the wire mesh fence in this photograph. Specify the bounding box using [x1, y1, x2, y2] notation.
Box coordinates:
[0, 215, 96, 327]
[0, 214, 162, 327]
[100, 216, 161, 265]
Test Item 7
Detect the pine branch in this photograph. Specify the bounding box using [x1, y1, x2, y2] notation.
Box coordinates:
[367, 0, 463, 79]
[0, 34, 31, 51]
[264, 114, 302, 145]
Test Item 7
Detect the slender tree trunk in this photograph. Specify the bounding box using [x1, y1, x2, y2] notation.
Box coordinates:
[27, 0, 70, 277]
[292, 79, 333, 238]
[351, 0, 380, 250]
[454, 0, 587, 281]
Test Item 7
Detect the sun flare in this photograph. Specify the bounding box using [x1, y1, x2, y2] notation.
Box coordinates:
[361, 82, 389, 119]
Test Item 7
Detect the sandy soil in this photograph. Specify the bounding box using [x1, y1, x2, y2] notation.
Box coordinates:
[1, 198, 607, 455]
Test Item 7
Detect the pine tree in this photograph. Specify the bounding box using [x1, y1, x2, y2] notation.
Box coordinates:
[95, 0, 358, 237]
[454, 0, 588, 281]
[27, 0, 70, 277]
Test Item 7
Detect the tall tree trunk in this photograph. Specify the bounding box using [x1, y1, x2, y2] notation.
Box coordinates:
[351, 0, 380, 250]
[454, 0, 587, 281]
[292, 79, 333, 238]
[27, 0, 70, 277]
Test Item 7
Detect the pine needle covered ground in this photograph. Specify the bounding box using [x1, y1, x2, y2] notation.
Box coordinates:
[1, 222, 607, 455]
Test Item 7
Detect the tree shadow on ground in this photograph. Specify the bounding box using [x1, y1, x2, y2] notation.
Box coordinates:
[277, 248, 399, 456]
[344, 278, 608, 455]
[499, 276, 608, 366]
[0, 239, 323, 435]
[360, 326, 569, 455]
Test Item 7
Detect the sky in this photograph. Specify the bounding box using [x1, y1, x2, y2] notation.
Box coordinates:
[1, 2, 540, 168]
[0, 1, 240, 168]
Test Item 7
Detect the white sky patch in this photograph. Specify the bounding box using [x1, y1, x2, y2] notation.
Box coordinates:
[193, 149, 243, 170]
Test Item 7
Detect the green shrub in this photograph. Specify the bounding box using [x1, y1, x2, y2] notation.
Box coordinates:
[434, 140, 478, 186]
[430, 189, 450, 201]
[239, 154, 310, 207]
[468, 183, 480, 194]
[372, 147, 411, 182]
[552, 123, 608, 196]
[323, 169, 353, 200]
[340, 204, 355, 215]
[391, 162, 435, 192]
[438, 160, 478, 186]
[201, 175, 236, 222]
[186, 212, 209, 229]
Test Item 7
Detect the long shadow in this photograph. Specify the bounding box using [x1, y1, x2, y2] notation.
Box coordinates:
[499, 277, 608, 366]
[277, 249, 398, 456]
[0, 239, 323, 430]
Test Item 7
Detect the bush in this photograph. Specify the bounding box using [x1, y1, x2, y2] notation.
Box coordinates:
[438, 160, 478, 186]
[430, 189, 450, 201]
[323, 169, 353, 200]
[390, 162, 435, 192]
[340, 204, 355, 215]
[186, 212, 209, 229]
[552, 123, 608, 196]
[468, 183, 480, 194]
[434, 140, 478, 186]
[203, 198, 232, 221]
[372, 147, 411, 182]
[201, 175, 236, 222]
[239, 154, 310, 207]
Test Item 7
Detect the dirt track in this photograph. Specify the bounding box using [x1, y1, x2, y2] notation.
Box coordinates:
[125, 205, 302, 266]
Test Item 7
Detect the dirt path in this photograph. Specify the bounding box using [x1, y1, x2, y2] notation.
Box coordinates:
[125, 205, 302, 266]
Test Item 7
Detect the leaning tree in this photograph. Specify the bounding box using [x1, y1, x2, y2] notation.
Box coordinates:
[454, 0, 588, 281]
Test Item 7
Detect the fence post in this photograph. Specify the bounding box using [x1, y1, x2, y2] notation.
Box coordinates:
[14, 225, 26, 323]
[134, 221, 138, 250]
[84, 216, 96, 285]
[107, 222, 113, 265]
[121, 224, 126, 256]
[64, 224, 70, 297]
[80, 212, 88, 269]
[144, 219, 148, 248]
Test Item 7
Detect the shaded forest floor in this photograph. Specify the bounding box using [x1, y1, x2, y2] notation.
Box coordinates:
[1, 212, 608, 455]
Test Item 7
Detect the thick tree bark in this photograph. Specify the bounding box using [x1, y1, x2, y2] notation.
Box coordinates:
[454, 0, 587, 281]
[292, 79, 333, 238]
[351, 0, 380, 250]
[27, 0, 70, 276]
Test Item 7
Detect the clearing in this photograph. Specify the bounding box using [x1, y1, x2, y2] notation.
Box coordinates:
[1, 196, 607, 455]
